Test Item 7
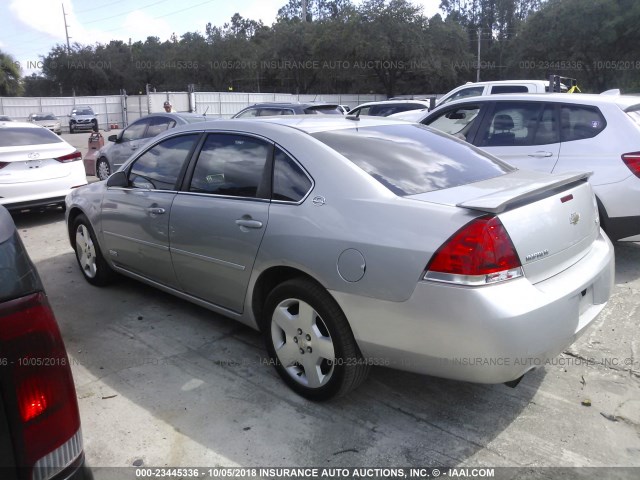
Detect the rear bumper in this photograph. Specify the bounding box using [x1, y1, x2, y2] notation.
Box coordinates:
[0, 167, 87, 210]
[332, 230, 614, 384]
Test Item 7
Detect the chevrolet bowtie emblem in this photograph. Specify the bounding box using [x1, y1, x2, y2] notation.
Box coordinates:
[569, 212, 581, 225]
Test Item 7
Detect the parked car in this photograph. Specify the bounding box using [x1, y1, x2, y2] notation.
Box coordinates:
[0, 122, 87, 211]
[0, 205, 90, 480]
[65, 117, 613, 400]
[413, 93, 640, 242]
[232, 102, 343, 118]
[69, 106, 98, 133]
[347, 99, 432, 117]
[27, 112, 62, 135]
[0, 115, 13, 122]
[435, 79, 567, 108]
[94, 112, 209, 180]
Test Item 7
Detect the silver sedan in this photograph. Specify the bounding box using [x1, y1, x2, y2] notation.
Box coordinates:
[65, 117, 614, 400]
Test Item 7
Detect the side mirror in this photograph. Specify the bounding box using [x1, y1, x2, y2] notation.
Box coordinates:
[108, 134, 118, 143]
[106, 170, 128, 187]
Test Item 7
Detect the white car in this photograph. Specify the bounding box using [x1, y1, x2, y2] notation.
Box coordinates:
[27, 112, 62, 135]
[413, 93, 640, 242]
[0, 122, 87, 211]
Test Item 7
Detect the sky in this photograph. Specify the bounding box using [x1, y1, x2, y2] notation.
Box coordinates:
[1, 0, 443, 76]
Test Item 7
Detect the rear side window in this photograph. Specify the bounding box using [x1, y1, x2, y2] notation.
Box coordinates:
[490, 85, 529, 94]
[128, 134, 199, 190]
[312, 124, 513, 196]
[560, 105, 606, 141]
[273, 147, 312, 202]
[0, 127, 63, 146]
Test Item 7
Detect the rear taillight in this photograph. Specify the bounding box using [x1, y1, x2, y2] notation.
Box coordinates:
[622, 152, 640, 178]
[55, 151, 82, 163]
[0, 292, 82, 477]
[424, 215, 523, 285]
[0, 162, 8, 169]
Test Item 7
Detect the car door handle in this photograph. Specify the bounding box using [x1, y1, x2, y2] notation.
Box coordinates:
[235, 219, 263, 229]
[527, 151, 554, 158]
[148, 207, 166, 215]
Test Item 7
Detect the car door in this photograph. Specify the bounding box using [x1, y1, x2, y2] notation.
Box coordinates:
[472, 101, 561, 173]
[110, 118, 152, 170]
[100, 133, 201, 287]
[169, 133, 272, 313]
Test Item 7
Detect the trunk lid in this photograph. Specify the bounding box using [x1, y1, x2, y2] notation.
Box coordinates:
[0, 144, 75, 183]
[409, 170, 600, 283]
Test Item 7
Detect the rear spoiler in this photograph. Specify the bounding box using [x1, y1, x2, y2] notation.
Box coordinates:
[457, 171, 592, 214]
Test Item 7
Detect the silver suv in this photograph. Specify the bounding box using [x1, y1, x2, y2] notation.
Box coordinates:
[69, 105, 98, 133]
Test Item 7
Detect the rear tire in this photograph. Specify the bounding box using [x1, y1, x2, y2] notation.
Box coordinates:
[73, 214, 115, 286]
[263, 278, 369, 400]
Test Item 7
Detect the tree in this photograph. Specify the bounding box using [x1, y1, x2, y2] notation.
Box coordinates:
[0, 50, 23, 96]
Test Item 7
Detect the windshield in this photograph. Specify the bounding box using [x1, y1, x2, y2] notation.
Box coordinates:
[311, 124, 513, 196]
[33, 114, 57, 121]
[72, 108, 94, 115]
[0, 127, 64, 147]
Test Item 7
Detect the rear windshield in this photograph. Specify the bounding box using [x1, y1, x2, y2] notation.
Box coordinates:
[311, 124, 513, 196]
[304, 106, 343, 115]
[0, 127, 64, 147]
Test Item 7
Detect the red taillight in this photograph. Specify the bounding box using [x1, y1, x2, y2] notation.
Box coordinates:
[0, 292, 81, 470]
[55, 151, 82, 162]
[425, 215, 522, 285]
[622, 152, 640, 178]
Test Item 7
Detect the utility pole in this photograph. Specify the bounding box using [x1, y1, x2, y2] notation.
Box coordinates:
[476, 27, 481, 82]
[62, 3, 71, 54]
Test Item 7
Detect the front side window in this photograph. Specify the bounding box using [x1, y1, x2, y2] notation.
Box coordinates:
[312, 124, 512, 196]
[189, 134, 270, 198]
[122, 119, 150, 142]
[426, 105, 481, 137]
[273, 147, 312, 202]
[128, 134, 199, 190]
[560, 105, 606, 142]
[236, 108, 259, 118]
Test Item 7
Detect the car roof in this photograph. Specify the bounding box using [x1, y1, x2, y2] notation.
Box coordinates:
[0, 121, 45, 129]
[429, 93, 640, 111]
[354, 100, 431, 107]
[30, 112, 56, 115]
[456, 79, 549, 87]
[243, 102, 339, 108]
[170, 115, 410, 135]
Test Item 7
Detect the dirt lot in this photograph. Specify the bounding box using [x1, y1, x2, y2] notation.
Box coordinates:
[9, 140, 640, 477]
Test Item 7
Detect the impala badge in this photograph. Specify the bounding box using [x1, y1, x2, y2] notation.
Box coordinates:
[569, 212, 581, 225]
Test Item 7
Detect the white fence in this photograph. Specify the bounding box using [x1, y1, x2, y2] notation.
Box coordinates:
[0, 95, 125, 133]
[1, 91, 393, 129]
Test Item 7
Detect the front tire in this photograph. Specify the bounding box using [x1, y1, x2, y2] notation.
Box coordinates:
[96, 158, 111, 180]
[73, 214, 115, 286]
[263, 278, 369, 400]
[69, 124, 75, 134]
